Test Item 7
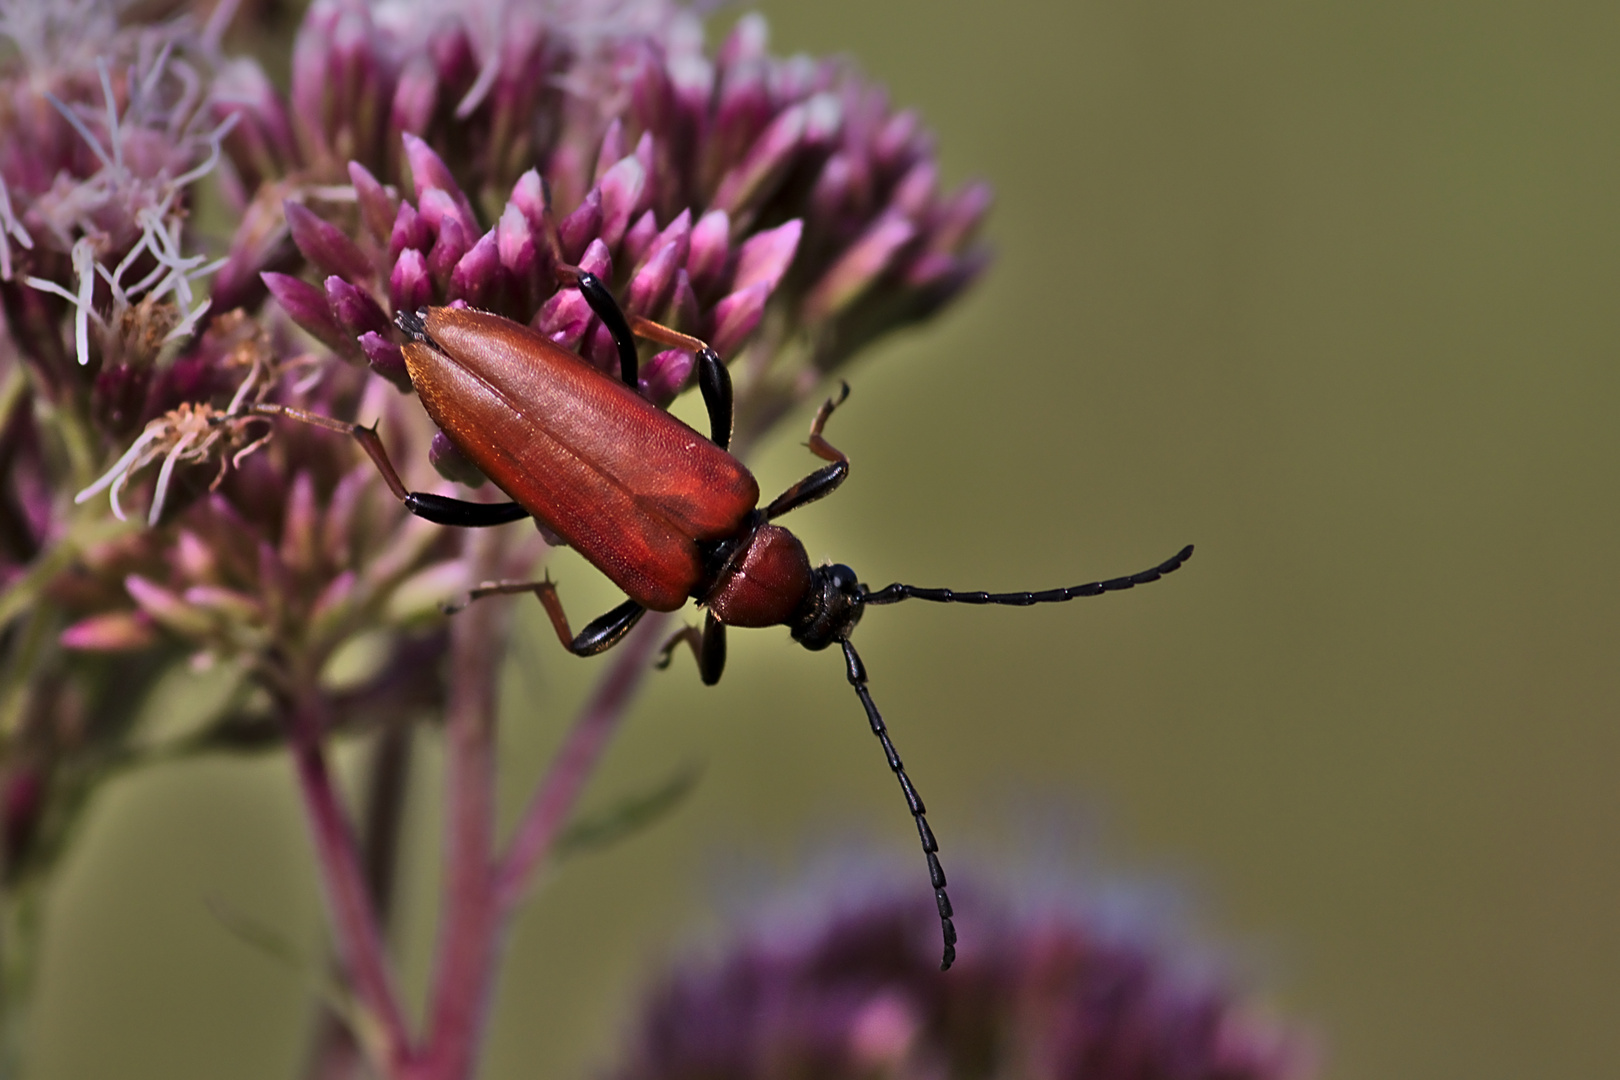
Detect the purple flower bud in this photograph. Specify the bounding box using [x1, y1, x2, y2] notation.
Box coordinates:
[718, 12, 769, 72]
[802, 213, 917, 324]
[263, 272, 356, 358]
[641, 348, 694, 406]
[182, 585, 267, 625]
[633, 209, 691, 280]
[594, 118, 626, 185]
[535, 287, 592, 351]
[430, 430, 488, 487]
[290, 0, 343, 155]
[390, 248, 434, 313]
[669, 269, 702, 335]
[621, 210, 660, 271]
[359, 332, 411, 391]
[891, 161, 938, 221]
[285, 201, 373, 283]
[125, 575, 214, 638]
[558, 188, 602, 264]
[403, 134, 477, 231]
[709, 281, 768, 358]
[731, 219, 802, 295]
[349, 161, 398, 246]
[627, 236, 682, 318]
[388, 201, 432, 265]
[428, 215, 472, 293]
[497, 202, 541, 305]
[448, 231, 501, 308]
[578, 238, 613, 281]
[597, 156, 647, 251]
[59, 611, 158, 651]
[392, 55, 439, 138]
[213, 58, 297, 189]
[874, 109, 927, 177]
[809, 152, 861, 227]
[930, 181, 993, 253]
[281, 471, 320, 575]
[687, 209, 731, 298]
[711, 100, 806, 215]
[510, 169, 548, 232]
[418, 187, 479, 250]
[325, 276, 389, 337]
[585, 322, 620, 374]
[258, 541, 291, 625]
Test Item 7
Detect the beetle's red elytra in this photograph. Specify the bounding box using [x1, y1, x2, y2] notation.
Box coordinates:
[280, 267, 1192, 970]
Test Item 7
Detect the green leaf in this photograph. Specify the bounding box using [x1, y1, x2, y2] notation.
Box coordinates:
[555, 764, 703, 861]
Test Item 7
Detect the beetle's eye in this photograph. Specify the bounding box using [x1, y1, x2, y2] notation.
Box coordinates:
[827, 563, 858, 593]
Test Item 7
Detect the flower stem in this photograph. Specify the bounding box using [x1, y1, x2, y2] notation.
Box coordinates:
[417, 531, 508, 1080]
[494, 611, 669, 914]
[283, 690, 413, 1072]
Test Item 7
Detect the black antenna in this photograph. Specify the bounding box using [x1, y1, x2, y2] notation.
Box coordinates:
[861, 544, 1193, 607]
[840, 638, 957, 970]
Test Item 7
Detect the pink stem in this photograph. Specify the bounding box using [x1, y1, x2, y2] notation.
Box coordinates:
[284, 694, 414, 1071]
[417, 535, 508, 1080]
[494, 611, 669, 913]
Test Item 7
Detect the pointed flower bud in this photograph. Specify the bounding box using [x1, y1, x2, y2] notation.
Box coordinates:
[686, 209, 731, 298]
[390, 248, 434, 313]
[802, 213, 917, 324]
[286, 201, 374, 283]
[731, 219, 801, 295]
[325, 276, 389, 338]
[348, 161, 399, 246]
[263, 272, 356, 358]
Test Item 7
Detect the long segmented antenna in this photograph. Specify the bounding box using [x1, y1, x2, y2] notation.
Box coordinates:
[862, 544, 1193, 607]
[840, 638, 957, 970]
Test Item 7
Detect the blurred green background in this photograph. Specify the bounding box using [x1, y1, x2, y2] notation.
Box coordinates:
[25, 1, 1620, 1077]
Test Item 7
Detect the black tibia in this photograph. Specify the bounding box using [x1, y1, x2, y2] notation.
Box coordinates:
[570, 269, 639, 389]
[862, 544, 1195, 607]
[655, 611, 727, 686]
[840, 639, 957, 971]
[351, 424, 530, 527]
[694, 347, 733, 451]
[628, 315, 734, 451]
[249, 406, 533, 528]
[403, 493, 530, 527]
[765, 382, 851, 520]
[450, 578, 645, 656]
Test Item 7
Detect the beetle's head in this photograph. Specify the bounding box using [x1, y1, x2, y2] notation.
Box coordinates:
[790, 562, 865, 650]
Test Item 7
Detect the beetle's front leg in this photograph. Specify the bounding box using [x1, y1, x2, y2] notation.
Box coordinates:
[446, 576, 646, 656]
[764, 382, 851, 520]
[655, 611, 727, 685]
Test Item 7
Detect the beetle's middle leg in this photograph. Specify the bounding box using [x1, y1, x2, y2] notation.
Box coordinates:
[655, 611, 727, 685]
[627, 317, 733, 452]
[447, 576, 646, 656]
[764, 382, 851, 521]
[556, 267, 735, 452]
[249, 404, 530, 527]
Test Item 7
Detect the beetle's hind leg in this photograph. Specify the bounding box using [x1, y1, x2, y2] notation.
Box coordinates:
[251, 405, 530, 527]
[655, 611, 727, 685]
[446, 576, 645, 656]
[764, 382, 851, 521]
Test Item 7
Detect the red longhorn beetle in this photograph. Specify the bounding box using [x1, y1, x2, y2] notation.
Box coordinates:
[280, 268, 1192, 970]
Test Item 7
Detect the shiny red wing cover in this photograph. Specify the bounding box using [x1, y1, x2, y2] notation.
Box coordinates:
[403, 308, 760, 612]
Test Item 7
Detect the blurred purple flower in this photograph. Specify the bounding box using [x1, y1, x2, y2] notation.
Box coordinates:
[614, 881, 1312, 1080]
